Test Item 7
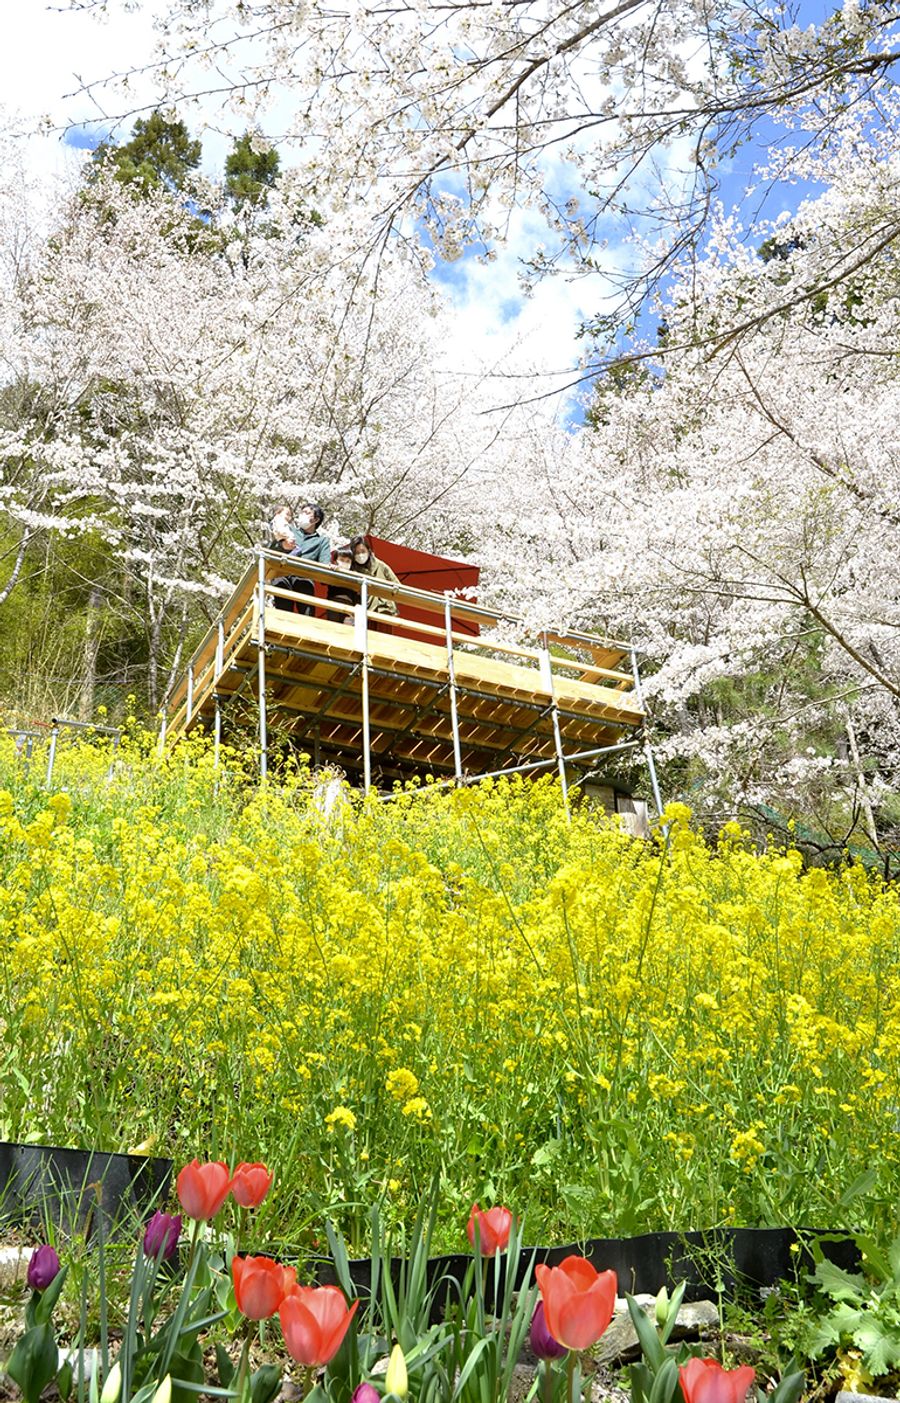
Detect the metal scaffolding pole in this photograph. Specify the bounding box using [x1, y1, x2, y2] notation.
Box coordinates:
[444, 596, 464, 783]
[540, 634, 570, 815]
[45, 724, 60, 788]
[356, 582, 372, 794]
[213, 693, 222, 778]
[630, 646, 664, 817]
[256, 551, 269, 780]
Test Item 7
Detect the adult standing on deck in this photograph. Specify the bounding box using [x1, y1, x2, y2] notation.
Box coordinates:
[271, 503, 331, 614]
[349, 535, 400, 617]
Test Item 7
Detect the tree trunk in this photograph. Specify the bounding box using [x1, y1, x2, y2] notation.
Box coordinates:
[0, 532, 30, 610]
[78, 586, 105, 721]
[843, 705, 880, 852]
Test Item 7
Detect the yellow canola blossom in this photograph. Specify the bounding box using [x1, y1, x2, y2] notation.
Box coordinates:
[0, 732, 898, 1248]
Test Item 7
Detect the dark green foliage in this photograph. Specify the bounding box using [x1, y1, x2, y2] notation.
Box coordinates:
[91, 112, 202, 196]
[225, 130, 281, 210]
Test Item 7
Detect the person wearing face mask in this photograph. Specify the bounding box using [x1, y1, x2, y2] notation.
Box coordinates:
[349, 535, 400, 618]
[325, 541, 360, 622]
[271, 502, 331, 614]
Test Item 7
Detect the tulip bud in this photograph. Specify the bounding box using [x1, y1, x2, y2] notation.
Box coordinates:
[655, 1286, 669, 1327]
[352, 1386, 380, 1403]
[152, 1376, 172, 1403]
[27, 1245, 61, 1291]
[100, 1363, 122, 1403]
[530, 1302, 567, 1361]
[143, 1211, 182, 1261]
[385, 1345, 408, 1399]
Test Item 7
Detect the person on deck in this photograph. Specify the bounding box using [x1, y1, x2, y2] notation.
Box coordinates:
[349, 535, 400, 618]
[326, 542, 359, 622]
[271, 502, 331, 615]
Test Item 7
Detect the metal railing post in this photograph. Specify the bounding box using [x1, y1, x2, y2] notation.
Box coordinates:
[215, 619, 225, 676]
[106, 731, 121, 783]
[630, 647, 664, 817]
[257, 551, 268, 780]
[186, 665, 194, 726]
[444, 596, 464, 783]
[213, 692, 222, 790]
[46, 724, 60, 788]
[359, 579, 372, 794]
[540, 634, 570, 816]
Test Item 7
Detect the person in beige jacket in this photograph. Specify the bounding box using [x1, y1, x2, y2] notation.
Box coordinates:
[349, 536, 400, 616]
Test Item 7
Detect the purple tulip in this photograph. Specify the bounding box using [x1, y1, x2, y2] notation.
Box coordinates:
[142, 1210, 182, 1261]
[530, 1301, 568, 1361]
[351, 1385, 380, 1403]
[27, 1244, 61, 1291]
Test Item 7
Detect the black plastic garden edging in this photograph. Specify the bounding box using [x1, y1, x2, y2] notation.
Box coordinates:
[313, 1226, 861, 1312]
[0, 1140, 173, 1240]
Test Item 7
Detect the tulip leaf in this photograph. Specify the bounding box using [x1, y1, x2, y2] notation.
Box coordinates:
[630, 1361, 652, 1403]
[249, 1364, 281, 1403]
[626, 1295, 666, 1370]
[57, 1357, 74, 1403]
[649, 1355, 679, 1403]
[6, 1323, 60, 1403]
[452, 1335, 495, 1401]
[169, 1342, 205, 1403]
[34, 1266, 69, 1325]
[766, 1370, 805, 1403]
[659, 1282, 686, 1345]
[214, 1344, 234, 1388]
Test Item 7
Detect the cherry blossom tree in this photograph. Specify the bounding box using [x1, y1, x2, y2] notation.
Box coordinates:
[0, 149, 511, 709]
[69, 0, 900, 345]
[480, 103, 900, 844]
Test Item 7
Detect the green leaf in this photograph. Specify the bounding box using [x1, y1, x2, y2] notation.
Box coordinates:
[649, 1356, 680, 1403]
[659, 1282, 686, 1346]
[625, 1295, 666, 1371]
[57, 1358, 74, 1403]
[249, 1364, 281, 1403]
[630, 1361, 651, 1403]
[838, 1169, 878, 1207]
[6, 1323, 60, 1403]
[214, 1344, 234, 1388]
[452, 1336, 495, 1402]
[169, 1341, 205, 1403]
[854, 1320, 900, 1377]
[811, 1259, 866, 1303]
[33, 1266, 69, 1327]
[767, 1369, 805, 1403]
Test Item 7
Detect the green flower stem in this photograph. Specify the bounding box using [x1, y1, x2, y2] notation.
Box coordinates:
[542, 1359, 554, 1403]
[566, 1351, 576, 1403]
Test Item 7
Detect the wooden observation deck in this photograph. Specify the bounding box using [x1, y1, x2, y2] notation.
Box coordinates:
[166, 551, 656, 800]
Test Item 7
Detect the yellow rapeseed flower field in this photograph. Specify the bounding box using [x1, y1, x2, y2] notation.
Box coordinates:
[0, 730, 897, 1252]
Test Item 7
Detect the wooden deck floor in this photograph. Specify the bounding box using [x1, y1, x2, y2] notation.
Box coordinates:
[167, 557, 644, 782]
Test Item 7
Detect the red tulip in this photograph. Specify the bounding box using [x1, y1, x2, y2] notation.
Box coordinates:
[176, 1160, 234, 1220]
[467, 1203, 513, 1256]
[232, 1255, 297, 1320]
[232, 1162, 273, 1208]
[535, 1256, 617, 1351]
[279, 1286, 359, 1367]
[679, 1359, 756, 1403]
